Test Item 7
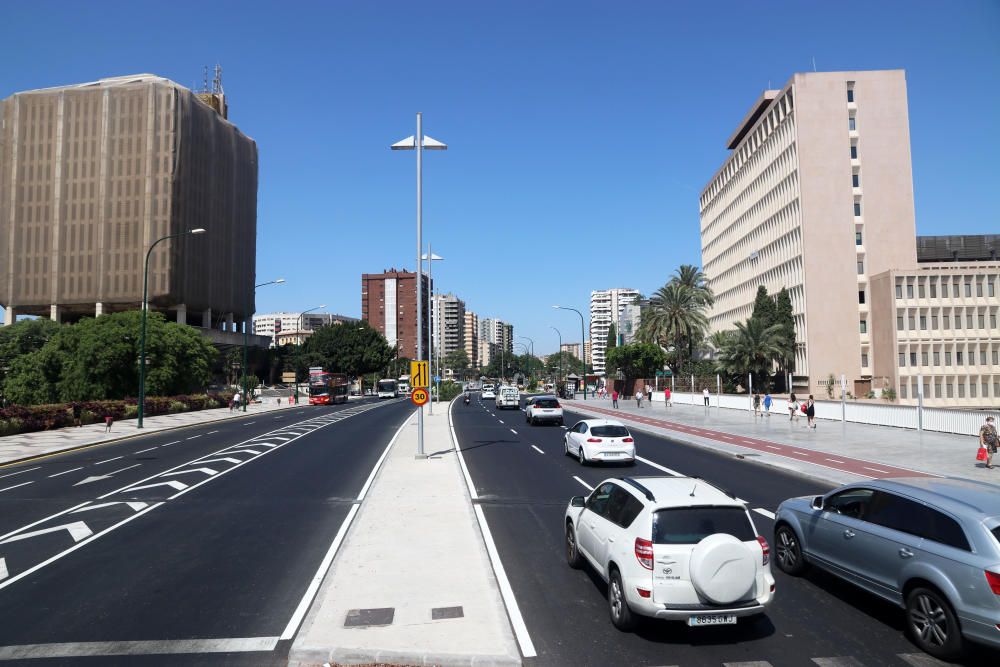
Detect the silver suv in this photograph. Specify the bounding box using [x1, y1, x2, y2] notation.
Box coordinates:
[774, 477, 1000, 660]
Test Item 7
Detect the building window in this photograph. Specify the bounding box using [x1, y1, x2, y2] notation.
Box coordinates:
[932, 314, 938, 329]
[897, 315, 904, 330]
[957, 350, 964, 365]
[900, 383, 908, 399]
[992, 313, 997, 329]
[899, 352, 906, 367]
[965, 282, 972, 297]
[947, 382, 954, 398]
[919, 315, 927, 329]
[980, 350, 987, 365]
[935, 380, 942, 397]
[854, 202, 862, 217]
[952, 282, 960, 298]
[849, 116, 857, 131]
[857, 260, 864, 275]
[958, 383, 966, 398]
[918, 284, 925, 298]
[989, 281, 995, 297]
[861, 352, 869, 367]
[852, 173, 860, 188]
[895, 284, 902, 299]
[847, 87, 855, 103]
[921, 351, 929, 366]
[944, 314, 950, 329]
[994, 350, 999, 365]
[930, 283, 937, 298]
[910, 352, 917, 366]
[979, 314, 986, 329]
[971, 383, 977, 398]
[945, 350, 952, 365]
[860, 320, 867, 333]
[909, 316, 916, 330]
[995, 382, 1000, 398]
[983, 381, 990, 397]
[933, 350, 940, 365]
[858, 290, 866, 304]
[850, 145, 858, 159]
[956, 313, 962, 328]
[906, 284, 913, 299]
[977, 282, 983, 297]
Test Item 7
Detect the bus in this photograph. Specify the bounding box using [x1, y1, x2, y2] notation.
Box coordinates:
[398, 375, 411, 395]
[377, 379, 400, 399]
[308, 368, 349, 405]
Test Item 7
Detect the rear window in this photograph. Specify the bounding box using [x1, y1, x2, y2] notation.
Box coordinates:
[534, 399, 559, 408]
[991, 526, 1000, 547]
[590, 425, 630, 437]
[652, 506, 755, 545]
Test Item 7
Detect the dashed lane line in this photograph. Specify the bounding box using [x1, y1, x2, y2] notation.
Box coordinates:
[243, 422, 255, 426]
[94, 456, 123, 465]
[160, 441, 181, 447]
[185, 435, 203, 440]
[826, 458, 845, 463]
[864, 466, 890, 474]
[510, 429, 518, 435]
[530, 445, 544, 455]
[572, 476, 594, 491]
[0, 637, 281, 660]
[133, 447, 158, 455]
[0, 481, 34, 493]
[0, 467, 41, 480]
[48, 467, 84, 478]
[635, 455, 683, 476]
[207, 430, 219, 435]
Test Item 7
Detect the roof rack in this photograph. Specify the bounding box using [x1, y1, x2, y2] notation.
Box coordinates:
[620, 477, 656, 502]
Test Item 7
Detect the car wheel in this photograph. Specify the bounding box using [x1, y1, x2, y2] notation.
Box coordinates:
[608, 568, 637, 631]
[525, 412, 530, 423]
[774, 525, 807, 575]
[565, 523, 583, 569]
[578, 446, 587, 466]
[906, 586, 964, 660]
[557, 419, 564, 426]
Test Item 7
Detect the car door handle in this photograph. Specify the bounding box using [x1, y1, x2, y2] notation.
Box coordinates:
[607, 537, 615, 543]
[843, 529, 855, 539]
[899, 548, 914, 558]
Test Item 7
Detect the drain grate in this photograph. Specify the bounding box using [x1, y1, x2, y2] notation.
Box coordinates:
[431, 605, 464, 620]
[344, 607, 395, 627]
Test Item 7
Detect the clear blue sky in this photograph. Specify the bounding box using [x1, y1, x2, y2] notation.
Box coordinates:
[3, 1, 998, 355]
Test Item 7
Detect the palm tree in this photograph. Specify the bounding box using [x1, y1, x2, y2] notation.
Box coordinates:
[716, 317, 785, 383]
[637, 282, 708, 370]
[670, 264, 715, 309]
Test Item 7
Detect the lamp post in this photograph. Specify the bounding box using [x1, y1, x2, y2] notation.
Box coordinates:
[242, 279, 285, 412]
[550, 326, 562, 385]
[294, 304, 326, 402]
[138, 227, 206, 428]
[392, 113, 447, 459]
[519, 335, 534, 384]
[421, 247, 443, 414]
[553, 305, 587, 400]
[513, 342, 529, 385]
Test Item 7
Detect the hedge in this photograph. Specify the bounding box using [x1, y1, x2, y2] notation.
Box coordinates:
[0, 392, 233, 437]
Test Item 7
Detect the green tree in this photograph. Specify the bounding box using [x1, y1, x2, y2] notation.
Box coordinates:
[637, 281, 708, 371]
[715, 316, 785, 388]
[751, 285, 776, 329]
[606, 343, 667, 385]
[303, 321, 395, 380]
[443, 349, 470, 376]
[545, 351, 583, 379]
[672, 264, 715, 308]
[0, 319, 62, 403]
[773, 288, 796, 390]
[606, 323, 617, 352]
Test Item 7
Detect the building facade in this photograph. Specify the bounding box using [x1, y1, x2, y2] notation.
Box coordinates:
[0, 74, 258, 330]
[560, 342, 581, 359]
[618, 300, 647, 345]
[361, 269, 431, 359]
[464, 310, 479, 368]
[432, 292, 466, 362]
[252, 311, 359, 347]
[479, 318, 513, 355]
[699, 70, 917, 394]
[590, 288, 640, 373]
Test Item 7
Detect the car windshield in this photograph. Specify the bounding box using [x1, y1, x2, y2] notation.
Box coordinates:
[652, 506, 755, 544]
[308, 386, 327, 396]
[535, 399, 559, 408]
[590, 425, 629, 437]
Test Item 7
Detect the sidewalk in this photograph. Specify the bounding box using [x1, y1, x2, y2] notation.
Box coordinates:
[287, 407, 520, 667]
[565, 397, 998, 486]
[0, 398, 304, 467]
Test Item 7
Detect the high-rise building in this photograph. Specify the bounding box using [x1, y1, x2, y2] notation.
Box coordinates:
[618, 300, 647, 345]
[464, 311, 479, 368]
[252, 311, 359, 347]
[432, 292, 465, 363]
[560, 342, 581, 359]
[479, 318, 513, 354]
[590, 288, 640, 373]
[0, 74, 258, 332]
[361, 269, 431, 359]
[699, 70, 917, 394]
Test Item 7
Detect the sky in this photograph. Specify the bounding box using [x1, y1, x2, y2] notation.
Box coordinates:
[2, 0, 998, 355]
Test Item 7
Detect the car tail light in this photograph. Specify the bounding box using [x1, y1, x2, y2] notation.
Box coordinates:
[635, 537, 654, 570]
[586, 438, 603, 443]
[554, 403, 561, 408]
[636, 588, 651, 598]
[985, 570, 1000, 595]
[757, 536, 770, 565]
[622, 437, 634, 443]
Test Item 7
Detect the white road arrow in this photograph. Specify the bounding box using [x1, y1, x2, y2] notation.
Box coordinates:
[163, 467, 217, 477]
[0, 521, 93, 545]
[73, 464, 142, 486]
[192, 458, 242, 466]
[0, 557, 7, 581]
[122, 480, 188, 493]
[70, 501, 148, 514]
[217, 449, 263, 457]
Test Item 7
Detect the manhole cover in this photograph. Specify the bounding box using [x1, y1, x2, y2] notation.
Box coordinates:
[431, 606, 464, 620]
[344, 607, 394, 627]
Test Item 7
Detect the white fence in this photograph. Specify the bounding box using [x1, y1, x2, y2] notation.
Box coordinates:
[654, 391, 997, 437]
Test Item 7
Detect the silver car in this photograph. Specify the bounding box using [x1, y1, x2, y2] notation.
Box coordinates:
[774, 477, 1000, 660]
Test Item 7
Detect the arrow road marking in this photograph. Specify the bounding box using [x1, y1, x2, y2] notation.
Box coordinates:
[73, 464, 142, 486]
[191, 458, 242, 466]
[163, 468, 217, 477]
[0, 557, 6, 580]
[121, 480, 188, 494]
[0, 521, 93, 545]
[217, 449, 263, 456]
[70, 502, 148, 514]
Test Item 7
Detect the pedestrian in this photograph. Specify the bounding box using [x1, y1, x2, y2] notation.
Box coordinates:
[104, 413, 113, 433]
[806, 395, 816, 429]
[72, 402, 82, 427]
[703, 387, 710, 407]
[763, 392, 772, 417]
[664, 387, 672, 408]
[612, 389, 619, 409]
[752, 392, 761, 418]
[228, 397, 234, 412]
[788, 391, 798, 421]
[980, 416, 998, 469]
[636, 388, 644, 408]
[647, 387, 653, 405]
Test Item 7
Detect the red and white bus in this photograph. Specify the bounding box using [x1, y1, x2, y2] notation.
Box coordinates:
[308, 368, 349, 405]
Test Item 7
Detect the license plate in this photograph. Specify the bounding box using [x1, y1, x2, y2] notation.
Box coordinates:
[688, 614, 737, 626]
[603, 452, 623, 457]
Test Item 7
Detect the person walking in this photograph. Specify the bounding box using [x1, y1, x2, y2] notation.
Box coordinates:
[703, 387, 710, 407]
[980, 416, 998, 469]
[806, 395, 816, 429]
[752, 392, 761, 418]
[72, 402, 83, 427]
[664, 387, 672, 408]
[612, 389, 619, 409]
[763, 392, 773, 417]
[788, 392, 798, 421]
[647, 386, 653, 405]
[635, 387, 644, 408]
[104, 413, 113, 433]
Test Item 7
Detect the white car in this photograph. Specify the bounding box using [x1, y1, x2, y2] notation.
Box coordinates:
[482, 388, 496, 400]
[525, 395, 563, 426]
[564, 419, 636, 465]
[564, 476, 774, 631]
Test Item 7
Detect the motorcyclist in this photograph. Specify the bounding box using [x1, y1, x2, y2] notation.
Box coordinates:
[464, 392, 471, 405]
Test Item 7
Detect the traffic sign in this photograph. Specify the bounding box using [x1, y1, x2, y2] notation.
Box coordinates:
[411, 361, 429, 388]
[411, 388, 429, 406]
[433, 375, 440, 383]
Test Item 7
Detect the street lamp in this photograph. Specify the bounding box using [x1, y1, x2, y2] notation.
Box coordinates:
[513, 342, 529, 385]
[293, 304, 326, 403]
[421, 247, 443, 414]
[553, 305, 587, 400]
[138, 227, 206, 428]
[242, 278, 285, 412]
[550, 326, 563, 385]
[393, 113, 447, 459]
[519, 335, 534, 384]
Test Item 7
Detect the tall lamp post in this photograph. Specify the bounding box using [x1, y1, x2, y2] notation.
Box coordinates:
[242, 279, 285, 412]
[294, 304, 326, 402]
[138, 227, 206, 428]
[553, 305, 587, 400]
[421, 247, 443, 414]
[513, 342, 529, 385]
[550, 326, 563, 385]
[392, 113, 447, 459]
[519, 335, 534, 384]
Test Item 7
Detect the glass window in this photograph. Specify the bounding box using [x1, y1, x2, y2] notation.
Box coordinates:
[856, 231, 863, 245]
[921, 351, 929, 366]
[907, 284, 914, 298]
[897, 315, 904, 330]
[586, 482, 615, 518]
[858, 290, 866, 303]
[652, 507, 755, 544]
[847, 88, 855, 103]
[958, 383, 966, 398]
[852, 173, 860, 188]
[980, 351, 987, 365]
[850, 145, 858, 159]
[971, 384, 977, 398]
[992, 314, 997, 329]
[823, 487, 876, 518]
[901, 383, 908, 399]
[591, 425, 630, 437]
[945, 350, 952, 365]
[909, 316, 916, 330]
[944, 314, 950, 329]
[920, 315, 927, 329]
[934, 380, 942, 397]
[857, 260, 864, 275]
[993, 350, 999, 365]
[977, 282, 983, 297]
[957, 350, 964, 365]
[985, 381, 991, 398]
[895, 285, 902, 299]
[854, 202, 862, 217]
[932, 315, 939, 329]
[849, 116, 856, 131]
[933, 351, 940, 365]
[965, 283, 972, 297]
[866, 492, 921, 535]
[953, 282, 960, 298]
[979, 314, 985, 329]
[861, 353, 869, 367]
[930, 283, 937, 298]
[947, 382, 954, 398]
[918, 284, 925, 298]
[956, 313, 963, 328]
[989, 282, 995, 298]
[606, 486, 643, 528]
[860, 320, 867, 333]
[910, 352, 917, 366]
[899, 352, 906, 367]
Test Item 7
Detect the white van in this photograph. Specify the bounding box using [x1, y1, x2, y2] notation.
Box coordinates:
[496, 385, 520, 410]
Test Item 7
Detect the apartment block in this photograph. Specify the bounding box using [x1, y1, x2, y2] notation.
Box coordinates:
[700, 70, 917, 393]
[590, 288, 640, 373]
[252, 311, 358, 347]
[618, 300, 647, 345]
[432, 292, 465, 361]
[361, 269, 431, 359]
[479, 318, 513, 355]
[560, 342, 581, 359]
[464, 311, 479, 367]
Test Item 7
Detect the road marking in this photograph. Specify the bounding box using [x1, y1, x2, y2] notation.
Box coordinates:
[0, 637, 280, 659]
[73, 464, 142, 486]
[0, 557, 6, 581]
[134, 447, 158, 454]
[0, 466, 41, 480]
[186, 434, 203, 440]
[864, 466, 890, 474]
[0, 521, 92, 545]
[766, 445, 781, 450]
[635, 456, 682, 476]
[498, 419, 504, 424]
[243, 422, 255, 425]
[573, 476, 594, 491]
[207, 430, 219, 434]
[0, 481, 33, 494]
[124, 480, 188, 493]
[812, 657, 866, 667]
[897, 653, 953, 667]
[160, 441, 181, 447]
[753, 508, 776, 520]
[214, 448, 263, 457]
[451, 401, 479, 501]
[94, 456, 123, 465]
[510, 428, 518, 435]
[825, 458, 844, 463]
[531, 445, 544, 454]
[48, 467, 84, 478]
[70, 502, 148, 514]
[792, 451, 810, 456]
[164, 467, 217, 477]
[191, 457, 242, 466]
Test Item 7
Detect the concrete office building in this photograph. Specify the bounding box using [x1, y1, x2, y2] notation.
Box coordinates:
[252, 311, 359, 347]
[432, 292, 465, 360]
[700, 70, 917, 393]
[478, 339, 496, 369]
[479, 318, 513, 355]
[590, 288, 640, 373]
[560, 342, 582, 359]
[361, 269, 431, 359]
[464, 310, 479, 368]
[0, 74, 258, 333]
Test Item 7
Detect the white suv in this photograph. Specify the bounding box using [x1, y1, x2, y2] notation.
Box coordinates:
[564, 476, 774, 631]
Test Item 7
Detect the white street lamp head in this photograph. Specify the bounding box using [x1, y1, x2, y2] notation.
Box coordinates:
[275, 278, 286, 284]
[390, 135, 448, 151]
[189, 228, 207, 235]
[421, 253, 444, 261]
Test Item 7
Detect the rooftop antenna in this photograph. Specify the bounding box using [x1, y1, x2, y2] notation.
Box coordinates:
[812, 56, 817, 72]
[202, 65, 209, 93]
[213, 64, 224, 95]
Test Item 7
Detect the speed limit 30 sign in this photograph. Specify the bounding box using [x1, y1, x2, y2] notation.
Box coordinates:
[411, 388, 429, 406]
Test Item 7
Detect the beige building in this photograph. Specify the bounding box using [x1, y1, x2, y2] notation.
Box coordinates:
[700, 70, 917, 393]
[464, 311, 479, 367]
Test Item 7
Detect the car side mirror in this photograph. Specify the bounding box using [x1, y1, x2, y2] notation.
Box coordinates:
[570, 495, 585, 508]
[811, 495, 824, 511]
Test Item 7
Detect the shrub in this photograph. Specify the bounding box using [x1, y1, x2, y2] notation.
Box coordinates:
[168, 400, 188, 413]
[125, 404, 139, 418]
[882, 387, 897, 402]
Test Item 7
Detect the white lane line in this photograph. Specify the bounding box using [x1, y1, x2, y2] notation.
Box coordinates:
[94, 456, 123, 465]
[0, 637, 280, 659]
[207, 430, 219, 435]
[792, 451, 810, 456]
[635, 455, 683, 476]
[897, 653, 954, 667]
[451, 401, 479, 501]
[244, 422, 255, 425]
[0, 481, 33, 493]
[160, 441, 181, 447]
[497, 419, 504, 424]
[753, 508, 776, 520]
[825, 458, 845, 463]
[48, 467, 84, 478]
[186, 435, 203, 440]
[864, 466, 890, 474]
[812, 656, 867, 667]
[0, 466, 41, 480]
[531, 445, 544, 455]
[134, 447, 158, 454]
[572, 476, 594, 491]
[510, 429, 518, 435]
[766, 445, 781, 450]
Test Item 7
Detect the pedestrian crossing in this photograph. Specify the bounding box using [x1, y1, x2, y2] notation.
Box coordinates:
[644, 654, 950, 667]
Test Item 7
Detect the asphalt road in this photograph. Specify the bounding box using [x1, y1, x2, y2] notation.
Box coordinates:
[453, 395, 997, 667]
[0, 397, 414, 665]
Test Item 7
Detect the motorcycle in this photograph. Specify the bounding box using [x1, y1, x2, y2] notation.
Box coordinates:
[464, 394, 471, 406]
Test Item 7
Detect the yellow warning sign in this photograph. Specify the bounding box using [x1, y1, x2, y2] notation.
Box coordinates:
[411, 361, 429, 388]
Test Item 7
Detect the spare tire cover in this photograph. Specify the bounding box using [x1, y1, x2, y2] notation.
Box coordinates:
[689, 533, 756, 605]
